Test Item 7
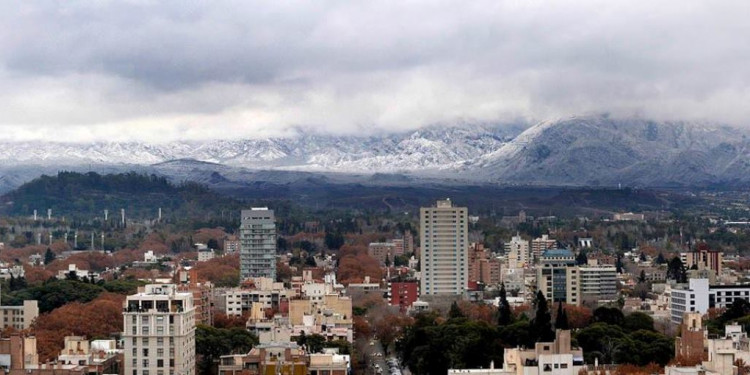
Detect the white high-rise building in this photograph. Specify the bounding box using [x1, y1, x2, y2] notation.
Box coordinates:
[504, 235, 529, 269]
[240, 208, 277, 281]
[123, 284, 196, 375]
[420, 199, 468, 296]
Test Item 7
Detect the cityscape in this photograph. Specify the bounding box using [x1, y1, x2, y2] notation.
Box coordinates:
[0, 2, 749, 375]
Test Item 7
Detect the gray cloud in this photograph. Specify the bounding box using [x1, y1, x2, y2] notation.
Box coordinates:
[0, 0, 748, 142]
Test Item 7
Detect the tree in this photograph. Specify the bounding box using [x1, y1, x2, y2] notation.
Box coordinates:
[449, 301, 464, 319]
[616, 255, 624, 274]
[44, 248, 56, 265]
[555, 301, 570, 330]
[197, 325, 258, 374]
[593, 306, 625, 326]
[31, 293, 125, 361]
[655, 253, 666, 264]
[497, 283, 513, 326]
[297, 332, 327, 353]
[623, 312, 654, 332]
[667, 257, 687, 283]
[638, 270, 646, 283]
[206, 238, 219, 250]
[576, 250, 588, 265]
[531, 291, 554, 342]
[721, 299, 750, 323]
[324, 231, 345, 250]
[372, 311, 412, 355]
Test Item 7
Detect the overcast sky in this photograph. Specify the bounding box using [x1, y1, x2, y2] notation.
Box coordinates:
[0, 1, 748, 142]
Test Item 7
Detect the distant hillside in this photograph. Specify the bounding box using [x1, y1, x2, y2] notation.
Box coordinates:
[0, 171, 240, 219]
[470, 116, 750, 187]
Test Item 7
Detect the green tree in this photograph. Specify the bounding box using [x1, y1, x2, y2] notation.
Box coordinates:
[44, 248, 56, 265]
[297, 333, 327, 353]
[623, 312, 655, 332]
[593, 306, 625, 326]
[324, 231, 345, 250]
[576, 250, 588, 265]
[497, 283, 513, 326]
[531, 291, 554, 342]
[721, 299, 750, 323]
[667, 257, 687, 283]
[449, 301, 464, 319]
[196, 325, 258, 374]
[638, 270, 647, 283]
[555, 301, 569, 330]
[207, 238, 219, 250]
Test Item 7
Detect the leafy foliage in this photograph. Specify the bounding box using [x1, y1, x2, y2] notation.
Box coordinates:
[398, 312, 503, 375]
[196, 324, 258, 374]
[31, 293, 124, 361]
[1, 171, 238, 220]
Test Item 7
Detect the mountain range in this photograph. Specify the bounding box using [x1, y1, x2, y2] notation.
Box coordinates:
[0, 115, 748, 192]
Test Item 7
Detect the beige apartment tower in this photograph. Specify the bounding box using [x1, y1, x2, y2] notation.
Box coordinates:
[420, 199, 468, 296]
[123, 284, 196, 375]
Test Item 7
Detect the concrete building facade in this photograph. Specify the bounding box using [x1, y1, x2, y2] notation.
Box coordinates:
[0, 300, 39, 330]
[240, 208, 277, 281]
[123, 284, 196, 375]
[420, 199, 468, 296]
[504, 235, 529, 269]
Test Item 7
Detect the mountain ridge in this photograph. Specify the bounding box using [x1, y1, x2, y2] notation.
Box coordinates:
[0, 116, 748, 190]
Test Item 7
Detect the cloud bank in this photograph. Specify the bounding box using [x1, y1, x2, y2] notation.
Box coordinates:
[0, 1, 748, 142]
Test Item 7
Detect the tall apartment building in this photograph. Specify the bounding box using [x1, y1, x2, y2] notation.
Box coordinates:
[420, 199, 468, 296]
[123, 284, 196, 375]
[240, 208, 277, 281]
[531, 235, 556, 265]
[468, 243, 502, 287]
[505, 235, 530, 269]
[537, 250, 578, 305]
[681, 243, 723, 276]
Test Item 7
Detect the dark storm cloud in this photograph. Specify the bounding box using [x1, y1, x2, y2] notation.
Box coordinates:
[0, 1, 748, 141]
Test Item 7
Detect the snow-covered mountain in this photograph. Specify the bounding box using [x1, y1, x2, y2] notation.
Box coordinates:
[467, 116, 750, 186]
[0, 124, 520, 173]
[1, 116, 749, 190]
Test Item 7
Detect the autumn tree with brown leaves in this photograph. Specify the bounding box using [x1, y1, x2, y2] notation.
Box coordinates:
[193, 254, 240, 286]
[31, 293, 125, 361]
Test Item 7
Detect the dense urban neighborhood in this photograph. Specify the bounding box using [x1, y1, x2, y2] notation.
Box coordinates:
[0, 172, 749, 374]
